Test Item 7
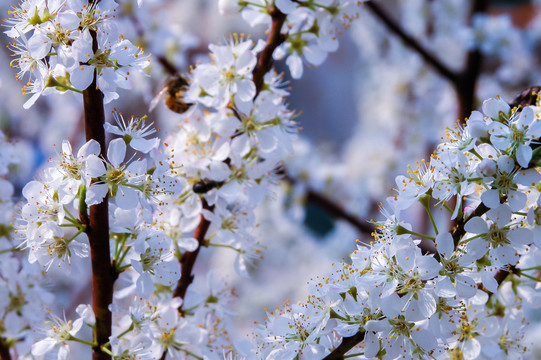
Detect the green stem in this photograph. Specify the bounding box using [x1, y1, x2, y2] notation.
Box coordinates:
[469, 148, 484, 161]
[0, 247, 19, 255]
[396, 226, 435, 241]
[519, 265, 541, 271]
[344, 353, 364, 359]
[69, 336, 96, 348]
[206, 242, 242, 253]
[100, 346, 114, 356]
[420, 196, 439, 236]
[241, 1, 267, 8]
[443, 203, 454, 214]
[180, 348, 204, 360]
[519, 272, 541, 283]
[67, 228, 85, 242]
[114, 324, 134, 340]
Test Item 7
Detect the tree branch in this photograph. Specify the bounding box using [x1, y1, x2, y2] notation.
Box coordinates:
[171, 3, 289, 310]
[173, 200, 213, 309]
[82, 27, 115, 360]
[365, 2, 458, 84]
[306, 188, 375, 236]
[252, 6, 287, 95]
[322, 331, 365, 360]
[280, 170, 374, 237]
[455, 0, 488, 122]
[0, 340, 11, 360]
[365, 0, 488, 123]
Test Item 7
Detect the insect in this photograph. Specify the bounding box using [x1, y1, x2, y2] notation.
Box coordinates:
[149, 74, 192, 114]
[193, 179, 223, 194]
[509, 86, 541, 108]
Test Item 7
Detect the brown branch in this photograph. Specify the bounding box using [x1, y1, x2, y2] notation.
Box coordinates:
[281, 171, 373, 237]
[365, 1, 488, 124]
[173, 200, 213, 308]
[252, 6, 287, 95]
[365, 2, 458, 85]
[0, 340, 11, 360]
[323, 331, 365, 360]
[455, 0, 488, 122]
[306, 189, 374, 236]
[170, 1, 289, 311]
[83, 28, 115, 360]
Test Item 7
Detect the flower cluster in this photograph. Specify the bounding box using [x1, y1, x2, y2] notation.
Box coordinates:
[0, 131, 53, 357]
[5, 0, 150, 107]
[220, 0, 363, 79]
[17, 112, 180, 272]
[253, 97, 541, 359]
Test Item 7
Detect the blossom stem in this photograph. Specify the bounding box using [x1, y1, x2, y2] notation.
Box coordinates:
[396, 226, 435, 241]
[69, 336, 97, 348]
[206, 242, 242, 253]
[519, 266, 541, 271]
[82, 19, 115, 360]
[420, 196, 439, 236]
[67, 228, 86, 243]
[519, 272, 541, 283]
[344, 353, 364, 359]
[0, 247, 18, 255]
[442, 203, 454, 214]
[100, 347, 114, 356]
[110, 324, 134, 342]
[240, 1, 267, 8]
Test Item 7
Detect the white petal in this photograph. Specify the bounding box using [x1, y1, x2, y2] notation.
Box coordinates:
[71, 65, 94, 91]
[286, 54, 303, 79]
[115, 186, 139, 210]
[86, 155, 106, 178]
[86, 183, 108, 205]
[435, 232, 454, 259]
[107, 138, 126, 168]
[465, 217, 488, 234]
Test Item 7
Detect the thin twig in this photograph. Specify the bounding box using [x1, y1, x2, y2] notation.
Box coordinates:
[365, 2, 458, 84]
[455, 0, 488, 122]
[365, 0, 488, 123]
[305, 188, 374, 236]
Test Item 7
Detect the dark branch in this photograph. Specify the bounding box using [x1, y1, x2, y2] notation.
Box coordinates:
[173, 200, 213, 308]
[281, 171, 373, 237]
[0, 340, 11, 360]
[306, 189, 374, 236]
[323, 331, 365, 360]
[365, 2, 458, 84]
[455, 0, 488, 122]
[83, 28, 114, 360]
[252, 6, 287, 95]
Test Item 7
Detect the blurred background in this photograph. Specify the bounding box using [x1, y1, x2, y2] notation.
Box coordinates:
[2, 0, 541, 342]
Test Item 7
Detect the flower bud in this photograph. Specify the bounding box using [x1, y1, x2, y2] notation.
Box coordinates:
[218, 0, 240, 16]
[463, 205, 475, 218]
[467, 111, 488, 139]
[479, 158, 497, 177]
